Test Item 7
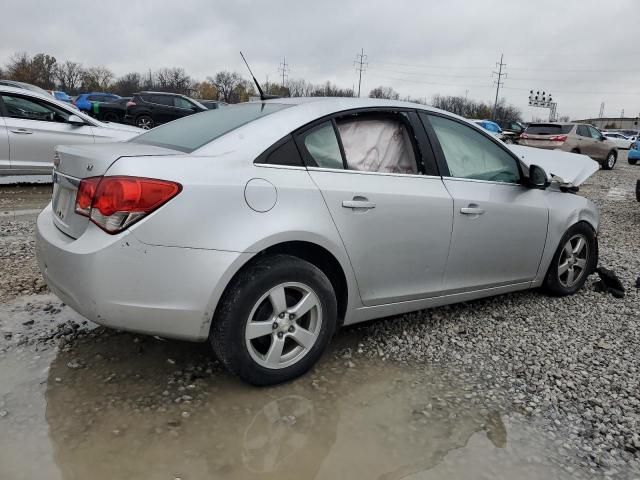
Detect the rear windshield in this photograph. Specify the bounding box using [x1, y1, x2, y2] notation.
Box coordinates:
[525, 124, 573, 135]
[131, 102, 291, 153]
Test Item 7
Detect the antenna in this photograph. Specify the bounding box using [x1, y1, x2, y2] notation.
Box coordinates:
[240, 51, 279, 101]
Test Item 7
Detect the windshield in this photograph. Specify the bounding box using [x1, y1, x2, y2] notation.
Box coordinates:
[131, 102, 290, 153]
[525, 124, 573, 135]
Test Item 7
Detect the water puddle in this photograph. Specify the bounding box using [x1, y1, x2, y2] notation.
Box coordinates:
[0, 304, 579, 480]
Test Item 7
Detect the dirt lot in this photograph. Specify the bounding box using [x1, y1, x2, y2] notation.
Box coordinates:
[0, 156, 639, 479]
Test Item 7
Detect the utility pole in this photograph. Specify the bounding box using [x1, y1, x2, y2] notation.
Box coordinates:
[491, 53, 507, 121]
[277, 57, 289, 88]
[599, 102, 605, 119]
[354, 48, 368, 98]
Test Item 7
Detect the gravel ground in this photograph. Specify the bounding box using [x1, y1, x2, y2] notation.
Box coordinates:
[0, 159, 639, 477]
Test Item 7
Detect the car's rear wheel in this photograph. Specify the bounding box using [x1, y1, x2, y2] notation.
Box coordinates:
[136, 115, 154, 130]
[603, 150, 617, 170]
[543, 222, 597, 296]
[210, 254, 337, 386]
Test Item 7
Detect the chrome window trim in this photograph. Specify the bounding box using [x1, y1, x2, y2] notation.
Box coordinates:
[253, 163, 307, 171]
[306, 166, 441, 180]
[442, 176, 522, 187]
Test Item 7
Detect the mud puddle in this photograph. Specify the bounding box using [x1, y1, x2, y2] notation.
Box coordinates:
[0, 299, 578, 480]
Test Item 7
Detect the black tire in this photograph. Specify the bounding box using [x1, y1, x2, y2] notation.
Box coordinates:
[135, 115, 154, 130]
[570, 148, 580, 154]
[210, 254, 337, 386]
[543, 222, 597, 296]
[602, 150, 617, 170]
[629, 157, 637, 165]
[103, 112, 119, 122]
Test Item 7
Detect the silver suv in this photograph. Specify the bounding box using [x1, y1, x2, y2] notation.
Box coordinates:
[519, 123, 618, 169]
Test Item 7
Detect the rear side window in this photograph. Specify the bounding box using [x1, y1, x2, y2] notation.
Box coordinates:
[300, 122, 344, 169]
[131, 102, 291, 153]
[525, 124, 573, 135]
[256, 136, 303, 166]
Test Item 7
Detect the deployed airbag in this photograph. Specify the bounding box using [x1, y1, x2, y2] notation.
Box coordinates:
[337, 119, 417, 174]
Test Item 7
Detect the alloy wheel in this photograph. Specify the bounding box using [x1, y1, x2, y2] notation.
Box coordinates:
[245, 282, 322, 369]
[557, 234, 589, 288]
[607, 153, 616, 169]
[137, 117, 153, 129]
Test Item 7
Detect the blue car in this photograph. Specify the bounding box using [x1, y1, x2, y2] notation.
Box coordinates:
[50, 90, 72, 103]
[473, 119, 502, 136]
[74, 92, 121, 112]
[628, 141, 640, 165]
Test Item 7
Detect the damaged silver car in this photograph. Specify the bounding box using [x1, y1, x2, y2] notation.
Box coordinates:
[36, 98, 600, 385]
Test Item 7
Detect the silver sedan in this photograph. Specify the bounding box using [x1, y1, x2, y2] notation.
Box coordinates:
[36, 98, 600, 385]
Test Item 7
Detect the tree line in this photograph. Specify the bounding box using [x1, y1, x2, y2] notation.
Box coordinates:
[1, 51, 522, 120]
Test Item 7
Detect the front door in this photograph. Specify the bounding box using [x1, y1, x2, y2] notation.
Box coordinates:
[298, 112, 454, 306]
[0, 92, 95, 174]
[422, 113, 548, 292]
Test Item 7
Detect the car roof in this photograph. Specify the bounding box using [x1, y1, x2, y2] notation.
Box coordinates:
[136, 91, 186, 96]
[194, 97, 481, 158]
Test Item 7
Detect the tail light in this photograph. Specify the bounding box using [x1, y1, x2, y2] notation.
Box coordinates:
[549, 135, 567, 142]
[75, 176, 181, 234]
[126, 101, 136, 108]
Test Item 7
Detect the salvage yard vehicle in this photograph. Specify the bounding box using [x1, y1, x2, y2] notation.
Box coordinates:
[0, 86, 143, 175]
[519, 122, 619, 170]
[74, 92, 121, 112]
[36, 98, 600, 386]
[124, 91, 207, 129]
[602, 131, 633, 150]
[627, 141, 640, 165]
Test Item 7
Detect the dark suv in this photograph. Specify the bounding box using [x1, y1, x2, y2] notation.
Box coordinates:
[124, 92, 206, 129]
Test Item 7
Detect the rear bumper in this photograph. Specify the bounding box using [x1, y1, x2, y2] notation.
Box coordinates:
[36, 204, 249, 341]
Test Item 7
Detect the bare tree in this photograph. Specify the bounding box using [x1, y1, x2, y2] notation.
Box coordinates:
[431, 94, 521, 122]
[55, 61, 84, 93]
[155, 67, 192, 95]
[558, 115, 571, 122]
[210, 71, 244, 103]
[369, 86, 399, 100]
[111, 72, 143, 96]
[81, 66, 114, 91]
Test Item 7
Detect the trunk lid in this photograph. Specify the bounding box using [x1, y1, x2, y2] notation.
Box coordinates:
[52, 143, 181, 238]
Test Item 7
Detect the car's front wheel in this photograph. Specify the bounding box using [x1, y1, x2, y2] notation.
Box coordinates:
[603, 150, 617, 170]
[629, 157, 637, 165]
[543, 222, 597, 296]
[210, 255, 337, 386]
[136, 115, 154, 130]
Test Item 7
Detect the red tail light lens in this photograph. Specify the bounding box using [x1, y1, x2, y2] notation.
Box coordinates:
[126, 101, 136, 107]
[74, 176, 181, 234]
[549, 135, 567, 142]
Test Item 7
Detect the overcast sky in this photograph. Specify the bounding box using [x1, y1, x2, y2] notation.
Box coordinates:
[2, 0, 638, 119]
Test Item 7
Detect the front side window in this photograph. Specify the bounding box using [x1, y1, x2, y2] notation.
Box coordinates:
[336, 115, 418, 174]
[426, 114, 520, 184]
[576, 125, 590, 137]
[174, 97, 193, 109]
[301, 122, 344, 169]
[1, 94, 71, 123]
[151, 95, 173, 106]
[588, 126, 602, 139]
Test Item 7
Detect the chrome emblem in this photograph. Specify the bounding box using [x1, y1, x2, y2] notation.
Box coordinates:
[86, 163, 94, 171]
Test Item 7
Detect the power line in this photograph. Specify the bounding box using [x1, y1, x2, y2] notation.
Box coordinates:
[277, 57, 289, 87]
[492, 53, 506, 120]
[354, 48, 368, 98]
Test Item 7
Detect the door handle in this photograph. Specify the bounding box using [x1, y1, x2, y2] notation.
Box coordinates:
[342, 199, 376, 210]
[460, 206, 485, 215]
[10, 128, 33, 135]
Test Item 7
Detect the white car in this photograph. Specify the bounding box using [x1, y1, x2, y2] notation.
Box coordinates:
[602, 131, 633, 150]
[0, 86, 143, 175]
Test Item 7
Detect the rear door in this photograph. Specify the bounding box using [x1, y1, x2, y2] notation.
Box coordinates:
[299, 110, 454, 306]
[421, 112, 548, 292]
[0, 92, 95, 174]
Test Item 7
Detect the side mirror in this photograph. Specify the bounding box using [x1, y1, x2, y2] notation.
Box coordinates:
[600, 135, 607, 141]
[67, 114, 85, 126]
[190, 105, 199, 112]
[527, 164, 549, 189]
